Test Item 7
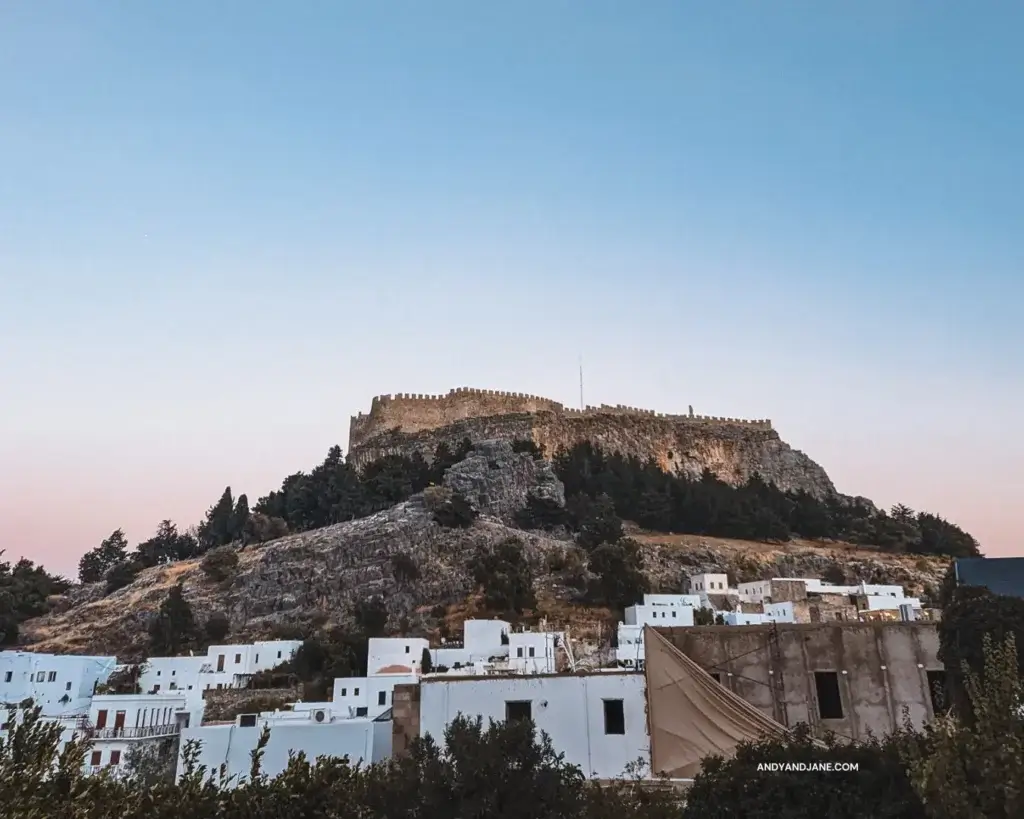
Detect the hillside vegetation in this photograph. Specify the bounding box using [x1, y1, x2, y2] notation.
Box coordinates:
[9, 437, 969, 659]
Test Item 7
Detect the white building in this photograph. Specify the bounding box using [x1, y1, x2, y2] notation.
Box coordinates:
[138, 640, 302, 695]
[178, 707, 392, 785]
[0, 651, 117, 716]
[508, 631, 561, 675]
[418, 671, 649, 779]
[84, 692, 193, 773]
[688, 573, 729, 595]
[331, 672, 418, 719]
[617, 594, 700, 667]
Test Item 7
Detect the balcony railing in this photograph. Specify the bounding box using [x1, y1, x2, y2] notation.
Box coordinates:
[84, 723, 181, 740]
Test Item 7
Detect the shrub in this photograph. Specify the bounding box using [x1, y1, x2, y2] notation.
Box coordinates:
[390, 553, 420, 584]
[243, 512, 289, 546]
[204, 612, 231, 642]
[104, 559, 143, 595]
[433, 491, 479, 528]
[200, 545, 239, 581]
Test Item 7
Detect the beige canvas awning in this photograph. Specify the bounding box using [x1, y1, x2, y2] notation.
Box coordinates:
[644, 626, 789, 778]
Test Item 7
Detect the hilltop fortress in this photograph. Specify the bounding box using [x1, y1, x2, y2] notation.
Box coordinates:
[348, 388, 837, 497]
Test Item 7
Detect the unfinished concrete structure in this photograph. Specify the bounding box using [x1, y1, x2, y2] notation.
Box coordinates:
[657, 622, 944, 741]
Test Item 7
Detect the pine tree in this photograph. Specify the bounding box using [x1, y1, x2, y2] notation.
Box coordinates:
[148, 582, 198, 656]
[198, 487, 235, 551]
[78, 529, 129, 583]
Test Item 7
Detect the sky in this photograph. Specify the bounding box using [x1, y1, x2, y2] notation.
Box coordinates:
[1, 2, 1021, 578]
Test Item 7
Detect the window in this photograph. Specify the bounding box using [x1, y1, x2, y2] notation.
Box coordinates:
[154, 684, 160, 692]
[35, 672, 45, 682]
[156, 671, 161, 677]
[378, 691, 386, 706]
[47, 671, 57, 682]
[235, 654, 241, 664]
[90, 751, 102, 767]
[517, 647, 523, 658]
[354, 688, 359, 696]
[95, 710, 108, 729]
[171, 670, 176, 676]
[277, 651, 282, 659]
[355, 707, 368, 717]
[255, 655, 259, 664]
[603, 699, 625, 734]
[238, 714, 258, 727]
[110, 750, 121, 765]
[405, 646, 410, 653]
[814, 672, 844, 719]
[528, 647, 535, 658]
[927, 671, 948, 715]
[3, 672, 10, 682]
[65, 681, 72, 690]
[505, 700, 532, 722]
[340, 688, 347, 697]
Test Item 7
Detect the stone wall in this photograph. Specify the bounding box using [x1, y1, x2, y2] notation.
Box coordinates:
[391, 683, 421, 757]
[347, 388, 833, 497]
[200, 686, 301, 723]
[659, 622, 942, 740]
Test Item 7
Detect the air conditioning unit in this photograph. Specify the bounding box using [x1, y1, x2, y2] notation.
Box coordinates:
[310, 709, 328, 723]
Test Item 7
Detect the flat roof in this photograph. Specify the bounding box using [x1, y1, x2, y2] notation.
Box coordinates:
[419, 669, 642, 685]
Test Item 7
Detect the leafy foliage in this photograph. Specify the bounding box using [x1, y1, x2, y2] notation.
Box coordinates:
[0, 552, 70, 646]
[104, 559, 143, 595]
[431, 491, 479, 528]
[201, 545, 240, 582]
[937, 584, 1024, 718]
[682, 722, 926, 819]
[0, 706, 680, 819]
[148, 582, 198, 657]
[903, 634, 1024, 819]
[554, 443, 980, 557]
[136, 520, 199, 567]
[470, 537, 536, 615]
[586, 539, 648, 610]
[78, 528, 129, 583]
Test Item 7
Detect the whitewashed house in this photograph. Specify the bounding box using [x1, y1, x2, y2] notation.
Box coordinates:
[177, 706, 392, 785]
[0, 651, 117, 715]
[418, 671, 649, 779]
[138, 640, 302, 696]
[617, 594, 699, 668]
[331, 672, 418, 719]
[508, 631, 562, 675]
[84, 692, 193, 773]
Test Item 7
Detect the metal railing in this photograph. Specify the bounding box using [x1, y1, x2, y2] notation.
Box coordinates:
[85, 723, 181, 740]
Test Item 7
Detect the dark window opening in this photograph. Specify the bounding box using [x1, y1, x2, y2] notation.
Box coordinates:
[603, 699, 625, 735]
[505, 700, 532, 722]
[239, 714, 258, 727]
[355, 707, 368, 717]
[710, 672, 721, 684]
[378, 691, 386, 706]
[814, 672, 844, 719]
[927, 670, 948, 715]
[90, 751, 102, 766]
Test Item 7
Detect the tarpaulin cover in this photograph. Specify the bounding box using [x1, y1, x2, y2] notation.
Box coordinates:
[643, 626, 788, 778]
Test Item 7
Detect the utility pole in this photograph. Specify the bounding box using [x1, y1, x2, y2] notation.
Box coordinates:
[579, 356, 584, 409]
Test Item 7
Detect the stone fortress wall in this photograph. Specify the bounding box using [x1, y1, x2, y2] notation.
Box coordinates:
[348, 387, 772, 451]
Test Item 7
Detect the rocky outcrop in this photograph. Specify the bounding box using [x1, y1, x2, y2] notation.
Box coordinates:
[442, 440, 564, 524]
[348, 390, 837, 497]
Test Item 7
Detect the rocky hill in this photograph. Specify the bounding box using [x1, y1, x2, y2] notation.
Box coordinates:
[348, 388, 837, 497]
[21, 441, 948, 662]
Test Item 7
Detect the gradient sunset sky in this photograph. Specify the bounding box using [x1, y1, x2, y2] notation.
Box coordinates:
[1, 3, 1021, 578]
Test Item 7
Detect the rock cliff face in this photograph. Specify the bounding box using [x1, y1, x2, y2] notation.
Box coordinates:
[349, 388, 836, 497]
[20, 442, 943, 661]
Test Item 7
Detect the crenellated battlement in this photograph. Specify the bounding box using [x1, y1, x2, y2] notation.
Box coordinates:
[348, 387, 772, 452]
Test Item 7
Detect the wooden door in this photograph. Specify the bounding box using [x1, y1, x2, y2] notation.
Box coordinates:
[113, 711, 126, 730]
[95, 710, 107, 729]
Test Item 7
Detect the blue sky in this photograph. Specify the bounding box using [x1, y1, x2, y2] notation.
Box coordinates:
[1, 2, 1021, 575]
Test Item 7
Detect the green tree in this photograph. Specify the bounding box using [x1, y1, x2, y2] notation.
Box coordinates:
[471, 538, 536, 615]
[78, 528, 129, 583]
[104, 558, 143, 594]
[903, 634, 1024, 819]
[136, 520, 197, 567]
[230, 493, 251, 541]
[682, 723, 925, 819]
[198, 486, 235, 551]
[574, 493, 624, 551]
[148, 582, 198, 656]
[204, 612, 231, 643]
[587, 539, 648, 609]
[421, 647, 433, 674]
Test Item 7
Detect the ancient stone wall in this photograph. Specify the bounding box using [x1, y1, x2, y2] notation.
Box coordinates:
[346, 388, 832, 496]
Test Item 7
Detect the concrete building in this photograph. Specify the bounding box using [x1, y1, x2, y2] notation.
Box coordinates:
[0, 651, 117, 716]
[178, 707, 392, 785]
[137, 640, 302, 696]
[658, 622, 945, 740]
[395, 671, 649, 779]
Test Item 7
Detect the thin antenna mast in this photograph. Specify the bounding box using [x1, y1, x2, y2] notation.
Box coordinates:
[579, 356, 584, 410]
